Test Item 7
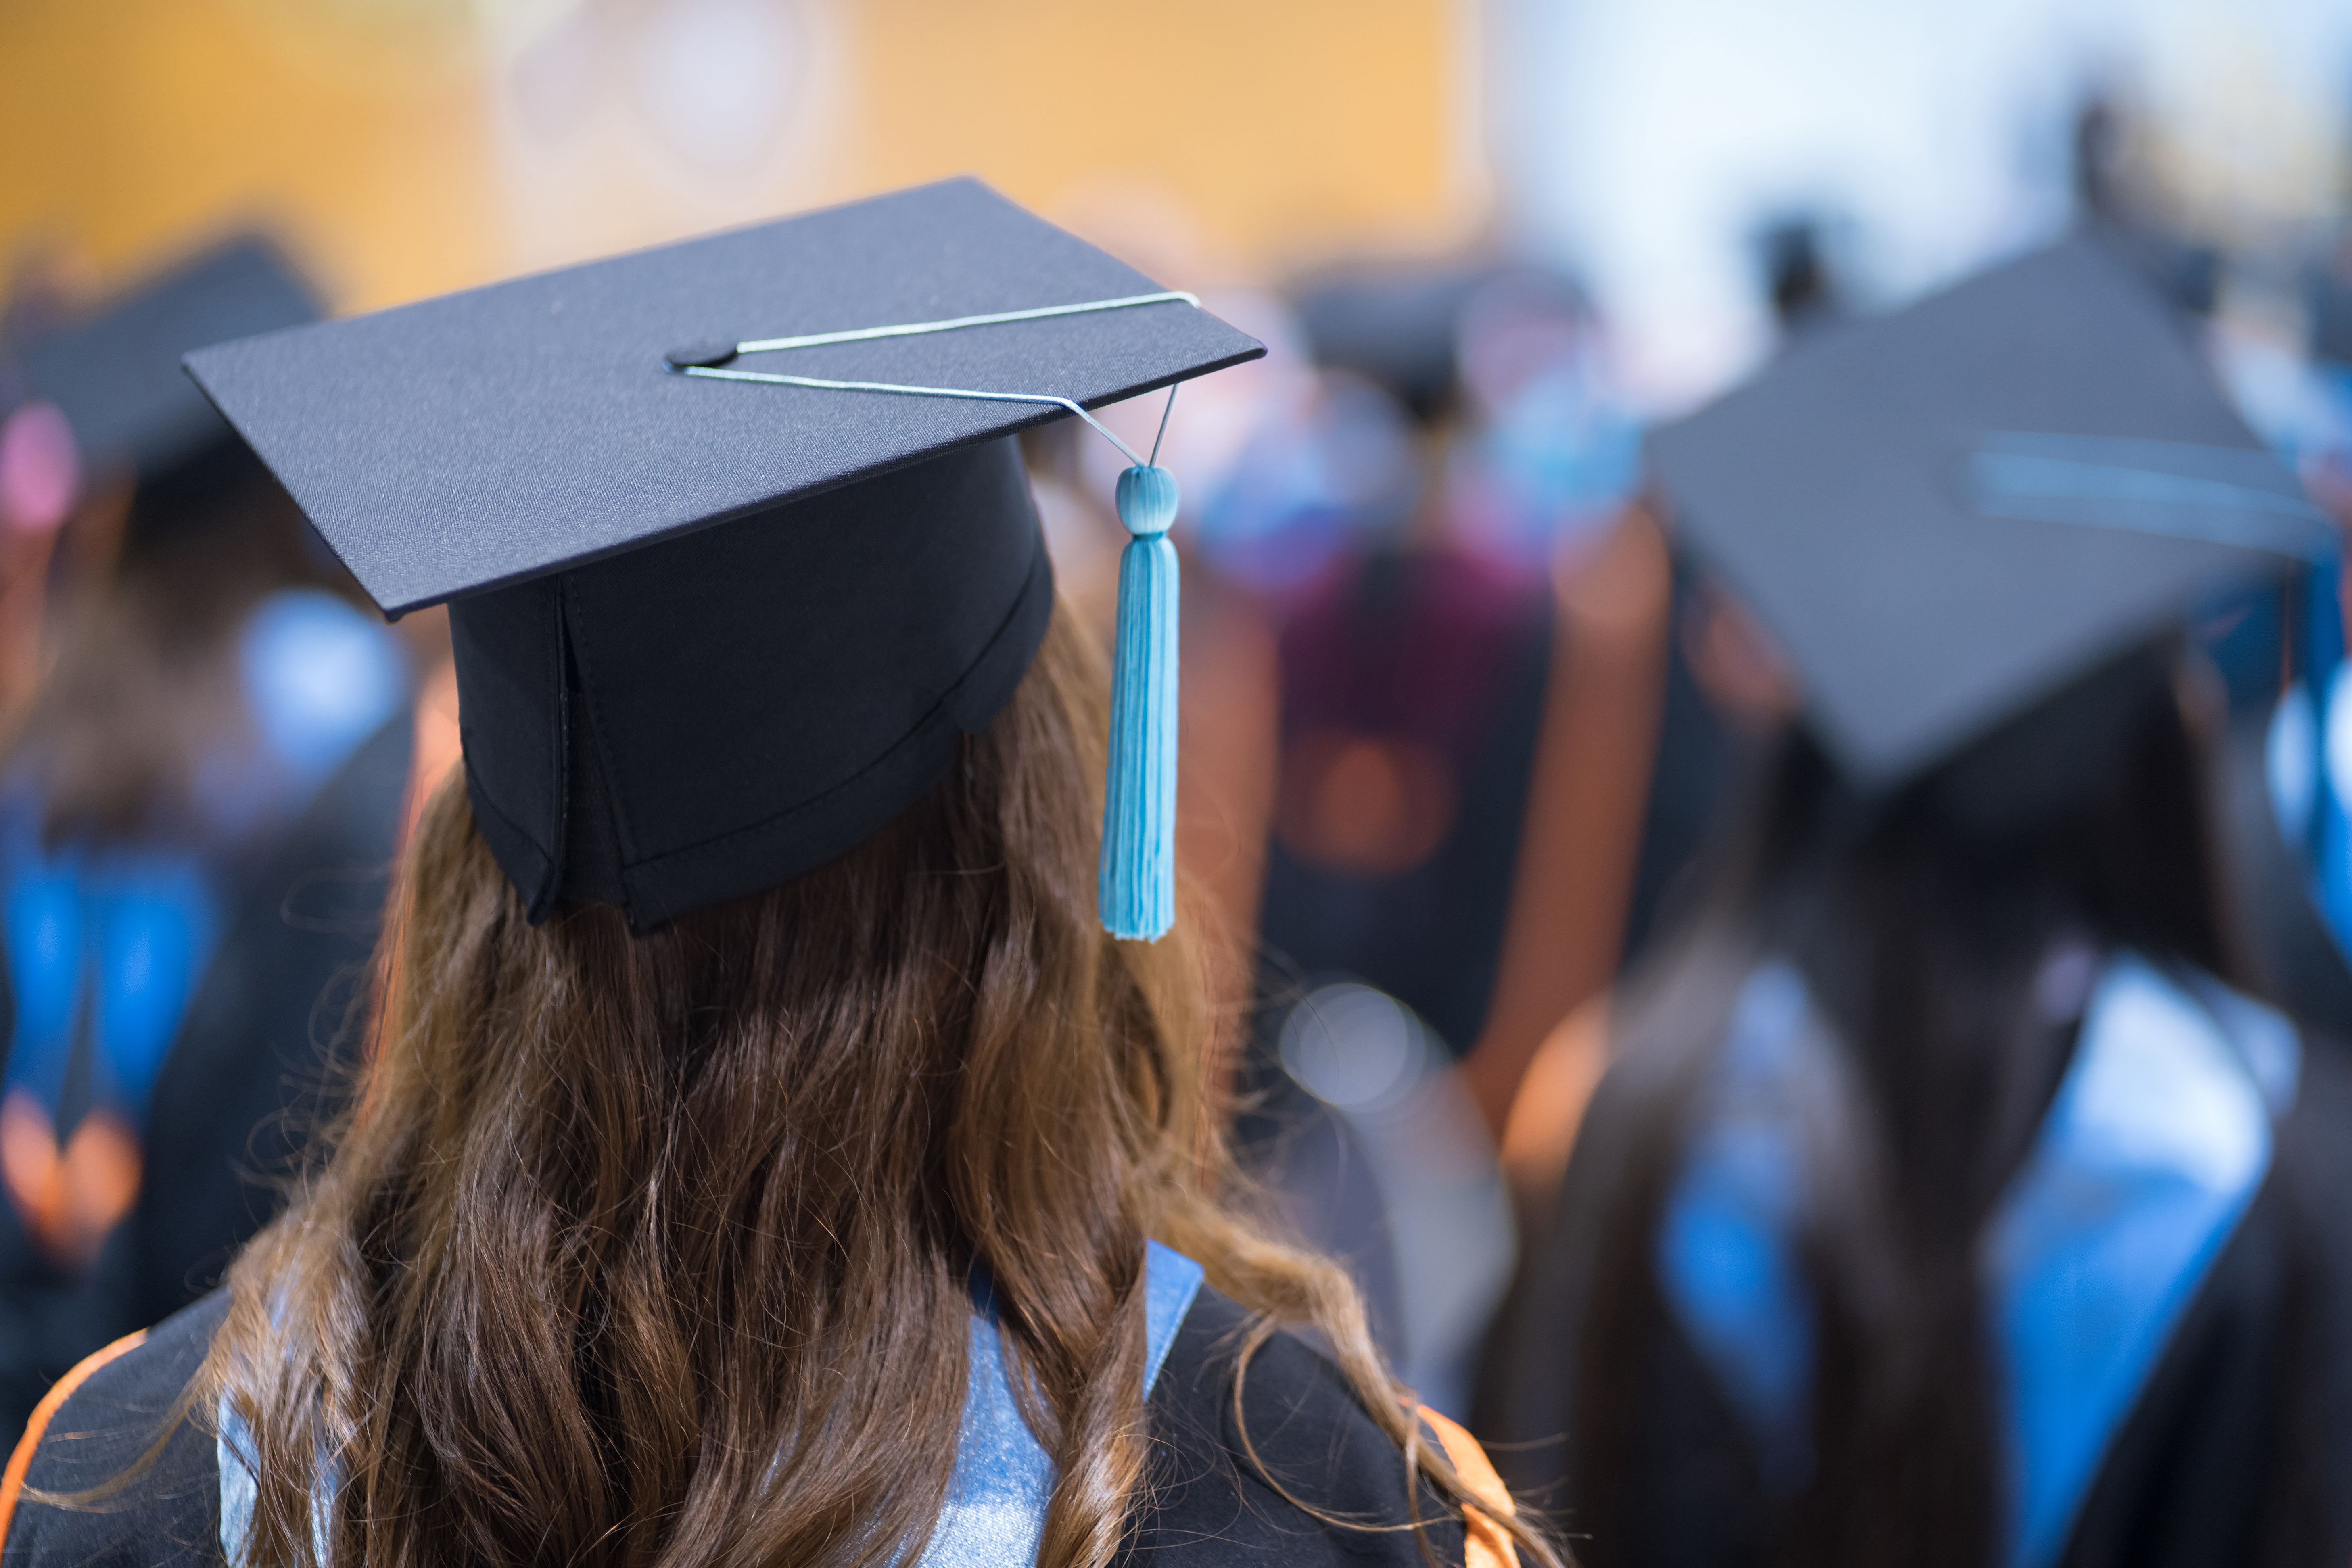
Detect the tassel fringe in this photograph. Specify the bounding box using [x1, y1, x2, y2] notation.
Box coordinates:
[1100, 464, 1181, 940]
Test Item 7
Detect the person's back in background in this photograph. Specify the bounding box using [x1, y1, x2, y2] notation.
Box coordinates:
[0, 239, 411, 1443]
[1220, 265, 1665, 1406]
[1484, 236, 2352, 1568]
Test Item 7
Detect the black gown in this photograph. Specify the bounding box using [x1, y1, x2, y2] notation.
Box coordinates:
[1, 1284, 1505, 1568]
[1477, 996, 2352, 1568]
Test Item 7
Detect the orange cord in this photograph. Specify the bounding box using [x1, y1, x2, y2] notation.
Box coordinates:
[1420, 1404, 1519, 1568]
[0, 1328, 149, 1548]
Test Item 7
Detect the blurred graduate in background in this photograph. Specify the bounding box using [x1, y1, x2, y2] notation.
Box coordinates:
[1253, 262, 1645, 1084]
[0, 239, 413, 1444]
[1189, 258, 1657, 1414]
[1484, 237, 2352, 1568]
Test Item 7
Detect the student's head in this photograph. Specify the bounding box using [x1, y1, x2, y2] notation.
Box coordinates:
[1637, 233, 2313, 1015]
[1732, 637, 2234, 978]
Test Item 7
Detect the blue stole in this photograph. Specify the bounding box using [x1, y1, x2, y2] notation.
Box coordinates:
[1656, 956, 2296, 1568]
[219, 1242, 1205, 1568]
[2269, 671, 2352, 960]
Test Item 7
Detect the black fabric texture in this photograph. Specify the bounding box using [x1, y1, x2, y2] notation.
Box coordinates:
[0, 1201, 88, 1479]
[4, 1285, 1483, 1568]
[2, 1291, 226, 1568]
[450, 436, 1053, 929]
[449, 574, 565, 912]
[0, 714, 409, 1449]
[2060, 1038, 2352, 1568]
[182, 178, 1263, 616]
[1120, 1284, 1474, 1567]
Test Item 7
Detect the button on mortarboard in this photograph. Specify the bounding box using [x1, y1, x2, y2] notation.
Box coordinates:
[1648, 235, 2322, 790]
[664, 341, 738, 370]
[186, 178, 1264, 931]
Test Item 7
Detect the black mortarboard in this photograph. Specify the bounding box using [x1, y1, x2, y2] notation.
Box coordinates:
[188, 178, 1261, 931]
[16, 236, 321, 490]
[1650, 236, 2328, 791]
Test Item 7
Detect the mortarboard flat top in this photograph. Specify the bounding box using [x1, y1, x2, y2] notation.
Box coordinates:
[186, 177, 1262, 616]
[18, 235, 321, 484]
[1649, 236, 2323, 788]
[183, 180, 1263, 929]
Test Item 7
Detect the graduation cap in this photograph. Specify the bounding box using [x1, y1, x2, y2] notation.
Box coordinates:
[14, 235, 321, 496]
[1648, 235, 2330, 798]
[187, 178, 1262, 935]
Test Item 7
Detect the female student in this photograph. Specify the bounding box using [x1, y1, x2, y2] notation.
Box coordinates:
[2, 181, 1542, 1568]
[1484, 237, 2352, 1568]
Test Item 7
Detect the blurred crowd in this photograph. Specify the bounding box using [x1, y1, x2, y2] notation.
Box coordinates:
[8, 1, 2352, 1563]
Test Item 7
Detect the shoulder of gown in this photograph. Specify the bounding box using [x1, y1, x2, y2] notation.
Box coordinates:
[2063, 1032, 2352, 1568]
[0, 1290, 225, 1567]
[0, 1283, 1523, 1568]
[1126, 1282, 1514, 1567]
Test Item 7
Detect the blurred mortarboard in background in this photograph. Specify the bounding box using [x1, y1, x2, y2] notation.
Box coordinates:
[16, 236, 320, 492]
[1649, 235, 2328, 794]
[1289, 264, 1501, 425]
[188, 177, 1262, 931]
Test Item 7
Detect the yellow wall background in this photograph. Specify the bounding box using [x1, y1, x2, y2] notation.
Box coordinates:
[0, 0, 1485, 314]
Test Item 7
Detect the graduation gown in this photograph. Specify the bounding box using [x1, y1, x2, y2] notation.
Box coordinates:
[1479, 955, 2352, 1568]
[0, 1275, 1518, 1568]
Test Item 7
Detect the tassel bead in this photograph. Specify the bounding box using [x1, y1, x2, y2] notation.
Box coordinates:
[1115, 462, 1180, 538]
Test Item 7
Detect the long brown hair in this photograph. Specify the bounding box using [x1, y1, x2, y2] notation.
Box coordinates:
[1570, 644, 2252, 1567]
[199, 601, 1558, 1568]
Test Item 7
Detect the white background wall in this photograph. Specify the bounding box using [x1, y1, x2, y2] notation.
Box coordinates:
[1492, 0, 2352, 407]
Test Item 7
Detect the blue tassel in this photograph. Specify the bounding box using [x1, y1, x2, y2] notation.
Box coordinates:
[1100, 464, 1181, 940]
